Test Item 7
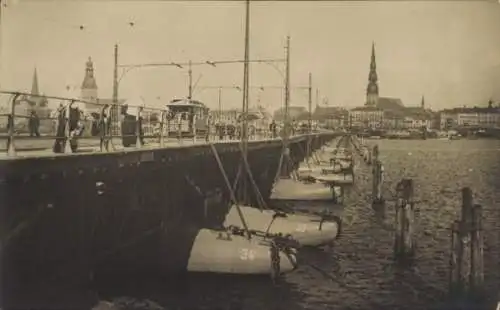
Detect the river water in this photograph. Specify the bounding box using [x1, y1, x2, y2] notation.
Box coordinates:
[23, 139, 500, 310]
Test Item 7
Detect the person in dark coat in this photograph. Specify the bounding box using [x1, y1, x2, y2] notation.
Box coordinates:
[269, 120, 277, 138]
[216, 122, 225, 140]
[53, 107, 66, 153]
[28, 110, 40, 137]
[138, 114, 145, 145]
[227, 124, 236, 140]
[53, 105, 81, 153]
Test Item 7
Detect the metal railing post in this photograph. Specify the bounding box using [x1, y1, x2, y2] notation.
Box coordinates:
[159, 110, 166, 148]
[6, 93, 20, 156]
[192, 114, 197, 144]
[135, 106, 143, 148]
[99, 104, 110, 152]
[177, 113, 183, 144]
[64, 100, 75, 154]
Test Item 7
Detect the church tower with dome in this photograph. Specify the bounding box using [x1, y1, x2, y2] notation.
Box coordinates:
[366, 42, 379, 106]
[81, 57, 98, 104]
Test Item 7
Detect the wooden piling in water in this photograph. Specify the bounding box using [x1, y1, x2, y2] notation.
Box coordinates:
[449, 220, 461, 296]
[372, 145, 379, 161]
[393, 179, 415, 261]
[372, 159, 385, 213]
[462, 187, 473, 226]
[470, 204, 484, 297]
[448, 187, 484, 300]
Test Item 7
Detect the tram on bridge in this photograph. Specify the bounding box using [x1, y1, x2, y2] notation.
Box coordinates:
[165, 98, 210, 138]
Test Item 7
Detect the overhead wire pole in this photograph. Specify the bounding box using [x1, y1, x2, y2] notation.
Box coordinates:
[281, 35, 291, 177]
[0, 1, 3, 90]
[240, 0, 251, 204]
[188, 60, 193, 99]
[306, 72, 312, 165]
[218, 87, 222, 119]
[112, 44, 119, 137]
[113, 45, 119, 105]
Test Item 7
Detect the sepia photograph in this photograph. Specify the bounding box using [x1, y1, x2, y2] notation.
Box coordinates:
[0, 0, 499, 309]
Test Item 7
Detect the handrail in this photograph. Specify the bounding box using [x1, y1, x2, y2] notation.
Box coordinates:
[0, 90, 156, 112]
[0, 90, 328, 157]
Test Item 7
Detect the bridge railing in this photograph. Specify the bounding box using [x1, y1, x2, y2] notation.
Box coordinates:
[0, 91, 325, 157]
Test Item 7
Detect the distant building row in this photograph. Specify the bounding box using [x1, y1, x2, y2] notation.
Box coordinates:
[272, 99, 500, 131]
[270, 42, 500, 131]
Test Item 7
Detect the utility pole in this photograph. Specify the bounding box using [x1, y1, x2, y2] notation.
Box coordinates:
[188, 60, 193, 99]
[308, 73, 312, 133]
[315, 88, 319, 107]
[306, 72, 312, 164]
[283, 35, 291, 143]
[239, 0, 251, 204]
[218, 87, 222, 120]
[113, 44, 119, 104]
[241, 0, 250, 147]
[112, 44, 119, 134]
[0, 1, 4, 90]
[279, 35, 291, 177]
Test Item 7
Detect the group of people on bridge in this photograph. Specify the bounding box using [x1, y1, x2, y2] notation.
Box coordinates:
[5, 102, 315, 154]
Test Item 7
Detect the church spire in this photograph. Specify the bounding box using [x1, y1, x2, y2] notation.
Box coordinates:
[31, 67, 39, 96]
[421, 95, 425, 109]
[371, 41, 376, 70]
[366, 41, 379, 106]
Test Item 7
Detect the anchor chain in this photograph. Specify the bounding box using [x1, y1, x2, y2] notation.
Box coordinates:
[209, 143, 252, 240]
[277, 205, 343, 240]
[225, 224, 300, 281]
[270, 240, 281, 283]
[318, 213, 342, 239]
[270, 233, 301, 282]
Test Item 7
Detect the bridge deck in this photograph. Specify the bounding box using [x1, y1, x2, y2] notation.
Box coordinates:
[0, 133, 331, 161]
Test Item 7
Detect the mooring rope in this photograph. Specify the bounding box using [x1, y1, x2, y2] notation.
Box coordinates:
[272, 141, 287, 184]
[237, 142, 267, 211]
[209, 143, 252, 240]
[296, 138, 320, 167]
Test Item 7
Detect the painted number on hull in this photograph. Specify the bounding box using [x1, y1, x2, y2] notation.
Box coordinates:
[296, 224, 307, 233]
[239, 248, 256, 261]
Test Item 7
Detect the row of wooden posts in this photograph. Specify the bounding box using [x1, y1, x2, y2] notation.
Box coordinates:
[352, 139, 416, 261]
[449, 188, 484, 300]
[351, 135, 484, 300]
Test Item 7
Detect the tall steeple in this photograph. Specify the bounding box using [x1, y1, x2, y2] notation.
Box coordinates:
[421, 95, 425, 110]
[31, 67, 39, 96]
[366, 41, 379, 106]
[81, 56, 98, 103]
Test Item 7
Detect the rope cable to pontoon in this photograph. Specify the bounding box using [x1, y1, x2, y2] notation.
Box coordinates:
[209, 143, 252, 240]
[237, 142, 267, 211]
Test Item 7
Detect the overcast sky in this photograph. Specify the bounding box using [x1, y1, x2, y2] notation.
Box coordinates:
[1, 0, 500, 111]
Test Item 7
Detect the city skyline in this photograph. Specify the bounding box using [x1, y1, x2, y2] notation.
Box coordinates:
[1, 0, 500, 111]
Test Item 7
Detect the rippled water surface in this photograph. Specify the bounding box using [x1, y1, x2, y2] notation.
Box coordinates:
[25, 139, 500, 310]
